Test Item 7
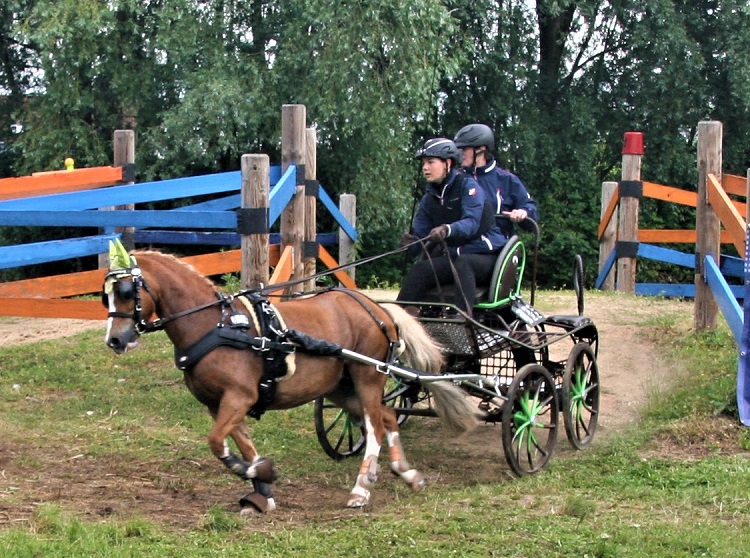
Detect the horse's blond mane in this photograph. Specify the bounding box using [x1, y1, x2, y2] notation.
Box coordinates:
[133, 249, 217, 291]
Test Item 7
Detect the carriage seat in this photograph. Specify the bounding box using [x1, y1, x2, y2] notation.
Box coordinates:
[420, 235, 526, 311]
[474, 235, 525, 309]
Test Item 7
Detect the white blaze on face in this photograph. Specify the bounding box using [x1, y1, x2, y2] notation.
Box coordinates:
[103, 290, 116, 343]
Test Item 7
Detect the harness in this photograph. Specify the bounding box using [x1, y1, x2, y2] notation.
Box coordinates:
[176, 292, 300, 419]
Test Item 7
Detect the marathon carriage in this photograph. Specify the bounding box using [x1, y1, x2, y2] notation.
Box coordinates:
[315, 232, 600, 477]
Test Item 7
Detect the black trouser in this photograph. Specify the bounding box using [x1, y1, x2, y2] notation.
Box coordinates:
[397, 252, 497, 312]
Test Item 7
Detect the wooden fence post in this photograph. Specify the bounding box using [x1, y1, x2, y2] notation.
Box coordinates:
[339, 194, 357, 283]
[303, 127, 317, 291]
[241, 154, 270, 289]
[100, 129, 135, 268]
[598, 181, 618, 291]
[281, 104, 306, 293]
[695, 120, 722, 331]
[616, 132, 643, 293]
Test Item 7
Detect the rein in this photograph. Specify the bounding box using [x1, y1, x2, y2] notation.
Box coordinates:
[246, 242, 418, 297]
[106, 234, 445, 335]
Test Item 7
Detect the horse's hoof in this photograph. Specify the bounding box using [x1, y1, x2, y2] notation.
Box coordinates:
[252, 458, 277, 484]
[239, 507, 259, 518]
[347, 494, 370, 508]
[410, 472, 426, 492]
[239, 491, 269, 514]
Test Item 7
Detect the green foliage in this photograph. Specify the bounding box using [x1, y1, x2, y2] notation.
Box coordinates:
[3, 1, 750, 288]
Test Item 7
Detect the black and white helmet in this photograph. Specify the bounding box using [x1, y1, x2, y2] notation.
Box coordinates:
[414, 138, 462, 167]
[453, 123, 495, 152]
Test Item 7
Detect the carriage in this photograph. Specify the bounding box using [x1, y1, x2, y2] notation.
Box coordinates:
[314, 232, 600, 477]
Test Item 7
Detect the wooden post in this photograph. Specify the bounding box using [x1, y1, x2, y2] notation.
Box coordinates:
[598, 181, 618, 291]
[241, 154, 270, 289]
[616, 132, 643, 293]
[114, 130, 135, 249]
[100, 129, 135, 268]
[303, 127, 317, 291]
[339, 194, 357, 283]
[695, 120, 722, 332]
[746, 168, 750, 226]
[281, 104, 306, 293]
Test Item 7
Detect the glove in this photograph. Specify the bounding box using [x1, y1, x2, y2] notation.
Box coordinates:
[400, 232, 417, 247]
[428, 224, 449, 242]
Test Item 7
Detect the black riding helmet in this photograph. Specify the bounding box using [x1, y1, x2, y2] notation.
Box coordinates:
[414, 138, 462, 167]
[453, 123, 495, 152]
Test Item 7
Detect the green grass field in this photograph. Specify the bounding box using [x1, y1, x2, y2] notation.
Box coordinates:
[1, 290, 749, 557]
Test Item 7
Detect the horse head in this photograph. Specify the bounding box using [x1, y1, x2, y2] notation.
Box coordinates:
[102, 240, 157, 354]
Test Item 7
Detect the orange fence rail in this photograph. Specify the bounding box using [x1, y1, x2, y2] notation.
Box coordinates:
[0, 240, 357, 320]
[598, 173, 747, 252]
[0, 166, 125, 201]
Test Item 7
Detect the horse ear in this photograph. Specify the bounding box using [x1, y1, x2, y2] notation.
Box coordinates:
[109, 238, 133, 270]
[108, 241, 118, 271]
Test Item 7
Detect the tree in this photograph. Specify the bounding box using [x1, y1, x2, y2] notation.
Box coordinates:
[4, 0, 750, 288]
[439, 0, 750, 286]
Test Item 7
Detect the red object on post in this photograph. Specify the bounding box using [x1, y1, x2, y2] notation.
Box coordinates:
[622, 132, 644, 155]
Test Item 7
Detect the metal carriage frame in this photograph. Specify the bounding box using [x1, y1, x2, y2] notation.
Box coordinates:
[314, 231, 601, 477]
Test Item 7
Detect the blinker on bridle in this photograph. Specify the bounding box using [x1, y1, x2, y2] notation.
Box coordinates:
[102, 266, 156, 333]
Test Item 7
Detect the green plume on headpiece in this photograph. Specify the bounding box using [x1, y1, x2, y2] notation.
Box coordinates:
[108, 238, 135, 271]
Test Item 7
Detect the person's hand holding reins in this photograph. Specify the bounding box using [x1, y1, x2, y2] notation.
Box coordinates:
[503, 209, 528, 223]
[400, 232, 418, 247]
[427, 224, 449, 241]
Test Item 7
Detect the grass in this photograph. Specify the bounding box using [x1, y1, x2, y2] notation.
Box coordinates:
[1, 290, 749, 557]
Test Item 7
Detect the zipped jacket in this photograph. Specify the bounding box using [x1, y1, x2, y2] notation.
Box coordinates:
[464, 157, 540, 240]
[412, 169, 508, 256]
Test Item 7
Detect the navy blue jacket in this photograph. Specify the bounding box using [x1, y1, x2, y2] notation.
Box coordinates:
[412, 169, 508, 256]
[463, 157, 540, 240]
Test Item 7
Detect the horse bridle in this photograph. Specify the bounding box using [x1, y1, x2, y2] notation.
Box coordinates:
[102, 266, 159, 334]
[103, 265, 233, 334]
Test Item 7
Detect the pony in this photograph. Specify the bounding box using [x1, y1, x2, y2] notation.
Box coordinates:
[102, 241, 478, 513]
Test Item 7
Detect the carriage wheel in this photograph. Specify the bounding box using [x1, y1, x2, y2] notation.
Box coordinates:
[562, 342, 600, 449]
[314, 379, 414, 461]
[573, 254, 585, 316]
[314, 397, 365, 461]
[501, 364, 558, 476]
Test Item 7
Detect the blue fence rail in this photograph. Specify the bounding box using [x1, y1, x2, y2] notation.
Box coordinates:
[0, 164, 356, 270]
[595, 242, 744, 298]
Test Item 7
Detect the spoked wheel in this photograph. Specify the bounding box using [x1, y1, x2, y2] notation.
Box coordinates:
[501, 364, 559, 476]
[573, 254, 585, 316]
[314, 378, 416, 461]
[562, 342, 600, 449]
[314, 397, 365, 461]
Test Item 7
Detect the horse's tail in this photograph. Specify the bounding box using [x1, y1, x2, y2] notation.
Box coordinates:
[380, 303, 443, 373]
[381, 303, 479, 436]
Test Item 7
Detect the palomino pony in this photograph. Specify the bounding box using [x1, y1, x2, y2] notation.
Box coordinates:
[102, 242, 477, 513]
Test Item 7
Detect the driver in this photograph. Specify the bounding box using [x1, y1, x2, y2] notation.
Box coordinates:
[397, 138, 506, 316]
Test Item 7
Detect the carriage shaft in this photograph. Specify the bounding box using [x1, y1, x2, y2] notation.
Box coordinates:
[339, 348, 503, 399]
